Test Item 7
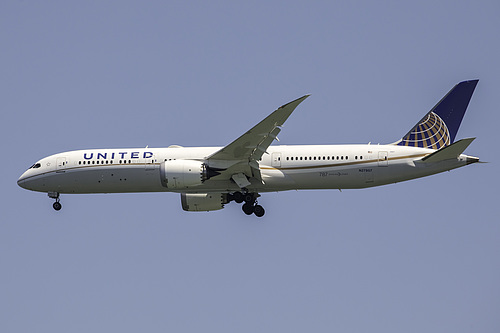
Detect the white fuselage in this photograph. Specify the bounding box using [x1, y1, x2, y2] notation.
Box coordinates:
[17, 144, 474, 194]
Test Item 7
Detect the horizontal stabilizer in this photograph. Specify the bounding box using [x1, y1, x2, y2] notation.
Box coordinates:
[420, 138, 475, 163]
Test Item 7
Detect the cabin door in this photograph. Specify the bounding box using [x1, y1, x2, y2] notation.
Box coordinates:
[56, 157, 67, 172]
[378, 151, 388, 167]
[271, 152, 282, 168]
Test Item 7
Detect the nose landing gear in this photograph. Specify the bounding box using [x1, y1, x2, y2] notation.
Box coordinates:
[48, 192, 62, 211]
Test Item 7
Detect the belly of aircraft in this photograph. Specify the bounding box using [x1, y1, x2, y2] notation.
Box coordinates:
[43, 166, 164, 194]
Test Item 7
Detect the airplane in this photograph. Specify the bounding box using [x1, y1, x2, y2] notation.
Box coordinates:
[18, 80, 480, 217]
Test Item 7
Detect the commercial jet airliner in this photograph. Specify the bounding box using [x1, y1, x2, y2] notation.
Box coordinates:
[18, 80, 480, 217]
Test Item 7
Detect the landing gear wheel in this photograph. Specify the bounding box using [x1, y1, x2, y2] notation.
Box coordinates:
[53, 201, 62, 211]
[242, 202, 254, 215]
[48, 192, 61, 211]
[243, 193, 255, 203]
[233, 191, 244, 204]
[254, 205, 265, 217]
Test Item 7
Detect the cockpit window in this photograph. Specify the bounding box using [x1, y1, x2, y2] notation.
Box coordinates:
[30, 163, 41, 169]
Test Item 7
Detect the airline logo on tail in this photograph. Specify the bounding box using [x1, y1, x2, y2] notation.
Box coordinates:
[397, 111, 450, 149]
[394, 80, 478, 150]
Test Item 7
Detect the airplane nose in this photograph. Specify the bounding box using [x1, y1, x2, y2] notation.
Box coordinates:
[17, 171, 33, 190]
[17, 173, 28, 189]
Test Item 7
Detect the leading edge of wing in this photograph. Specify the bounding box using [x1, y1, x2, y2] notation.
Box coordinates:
[206, 94, 310, 163]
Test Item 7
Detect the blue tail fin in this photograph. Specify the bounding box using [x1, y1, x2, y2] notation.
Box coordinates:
[395, 80, 478, 149]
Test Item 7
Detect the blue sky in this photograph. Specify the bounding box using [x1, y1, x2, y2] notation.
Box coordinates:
[1, 1, 499, 332]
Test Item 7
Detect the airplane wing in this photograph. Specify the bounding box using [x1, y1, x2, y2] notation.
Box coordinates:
[205, 95, 309, 186]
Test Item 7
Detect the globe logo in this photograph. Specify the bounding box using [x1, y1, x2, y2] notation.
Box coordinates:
[398, 112, 450, 149]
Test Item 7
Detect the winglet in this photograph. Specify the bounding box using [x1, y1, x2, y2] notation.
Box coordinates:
[419, 137, 476, 163]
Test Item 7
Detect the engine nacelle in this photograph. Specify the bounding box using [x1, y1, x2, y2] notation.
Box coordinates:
[181, 193, 228, 212]
[160, 160, 205, 189]
[160, 159, 222, 190]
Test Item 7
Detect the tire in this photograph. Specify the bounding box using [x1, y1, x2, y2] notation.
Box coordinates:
[243, 193, 255, 203]
[234, 191, 244, 204]
[242, 203, 254, 215]
[53, 202, 62, 211]
[254, 205, 265, 217]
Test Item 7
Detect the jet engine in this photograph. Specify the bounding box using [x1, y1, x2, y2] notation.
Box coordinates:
[180, 193, 228, 211]
[160, 160, 221, 190]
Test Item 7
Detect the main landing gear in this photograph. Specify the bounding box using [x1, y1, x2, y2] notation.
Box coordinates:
[48, 192, 62, 211]
[228, 191, 265, 217]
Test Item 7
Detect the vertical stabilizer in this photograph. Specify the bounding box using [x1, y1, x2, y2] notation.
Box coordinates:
[395, 80, 478, 149]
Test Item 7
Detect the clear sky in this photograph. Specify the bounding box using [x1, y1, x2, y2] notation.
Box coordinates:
[1, 1, 499, 332]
